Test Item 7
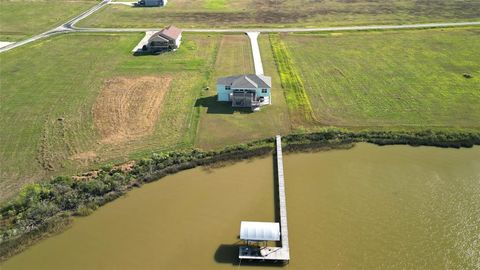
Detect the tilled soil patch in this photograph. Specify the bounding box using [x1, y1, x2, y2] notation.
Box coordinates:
[93, 76, 172, 144]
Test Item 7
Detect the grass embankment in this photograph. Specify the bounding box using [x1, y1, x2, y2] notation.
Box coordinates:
[280, 28, 480, 128]
[0, 33, 219, 200]
[1, 129, 480, 262]
[0, 0, 98, 41]
[269, 34, 316, 125]
[195, 34, 291, 149]
[78, 0, 480, 29]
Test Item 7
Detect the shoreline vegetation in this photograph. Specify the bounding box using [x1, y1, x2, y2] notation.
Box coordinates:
[1, 129, 480, 262]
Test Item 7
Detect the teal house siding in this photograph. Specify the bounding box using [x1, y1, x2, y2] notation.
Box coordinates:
[217, 84, 230, 101]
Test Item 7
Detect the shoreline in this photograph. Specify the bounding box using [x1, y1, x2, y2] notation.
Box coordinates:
[1, 129, 479, 262]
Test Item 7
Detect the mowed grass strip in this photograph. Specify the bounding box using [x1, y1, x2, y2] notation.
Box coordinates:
[195, 34, 291, 149]
[0, 33, 218, 200]
[78, 0, 480, 29]
[0, 0, 99, 41]
[270, 34, 316, 125]
[203, 0, 228, 10]
[281, 28, 480, 128]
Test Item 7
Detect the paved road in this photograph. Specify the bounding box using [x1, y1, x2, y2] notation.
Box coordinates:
[73, 21, 480, 34]
[0, 0, 111, 53]
[0, 0, 479, 54]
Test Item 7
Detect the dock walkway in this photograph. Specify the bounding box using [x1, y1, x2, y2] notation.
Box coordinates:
[239, 135, 290, 262]
[276, 135, 290, 259]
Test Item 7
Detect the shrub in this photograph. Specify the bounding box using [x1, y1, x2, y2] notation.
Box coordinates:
[74, 205, 93, 217]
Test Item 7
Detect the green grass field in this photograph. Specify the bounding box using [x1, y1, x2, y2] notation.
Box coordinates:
[269, 34, 315, 126]
[0, 0, 99, 41]
[280, 28, 480, 128]
[195, 34, 291, 149]
[203, 0, 229, 10]
[78, 0, 480, 29]
[0, 33, 219, 200]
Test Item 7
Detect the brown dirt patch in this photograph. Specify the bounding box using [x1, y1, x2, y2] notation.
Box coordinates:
[70, 151, 98, 161]
[93, 76, 172, 144]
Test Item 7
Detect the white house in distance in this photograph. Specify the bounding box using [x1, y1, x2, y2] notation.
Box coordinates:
[136, 0, 167, 7]
[216, 74, 272, 110]
[144, 25, 182, 52]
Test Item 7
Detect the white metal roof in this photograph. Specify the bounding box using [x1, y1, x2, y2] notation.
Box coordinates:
[240, 221, 280, 241]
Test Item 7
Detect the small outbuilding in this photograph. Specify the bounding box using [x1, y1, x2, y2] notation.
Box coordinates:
[238, 221, 287, 261]
[136, 0, 167, 7]
[144, 25, 182, 52]
[216, 74, 272, 110]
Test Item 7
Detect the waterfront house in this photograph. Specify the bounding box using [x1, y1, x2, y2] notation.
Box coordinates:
[145, 25, 182, 52]
[216, 74, 272, 109]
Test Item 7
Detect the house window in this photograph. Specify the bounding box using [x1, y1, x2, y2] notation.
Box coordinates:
[262, 89, 268, 93]
[225, 86, 231, 90]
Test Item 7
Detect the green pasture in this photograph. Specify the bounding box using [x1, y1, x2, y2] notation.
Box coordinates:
[0, 32, 218, 200]
[279, 28, 480, 128]
[0, 0, 98, 41]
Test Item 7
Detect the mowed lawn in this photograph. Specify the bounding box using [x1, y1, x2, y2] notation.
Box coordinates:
[281, 28, 480, 128]
[79, 0, 480, 29]
[0, 0, 99, 41]
[0, 33, 218, 200]
[195, 34, 291, 149]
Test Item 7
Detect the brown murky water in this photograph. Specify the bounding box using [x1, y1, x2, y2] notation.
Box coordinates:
[2, 143, 479, 269]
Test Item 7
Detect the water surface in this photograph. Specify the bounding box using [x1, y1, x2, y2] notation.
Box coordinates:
[2, 143, 479, 269]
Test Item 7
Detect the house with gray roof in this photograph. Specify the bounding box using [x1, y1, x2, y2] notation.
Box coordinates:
[217, 74, 272, 109]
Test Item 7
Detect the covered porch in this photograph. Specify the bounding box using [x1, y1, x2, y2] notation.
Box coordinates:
[230, 91, 270, 110]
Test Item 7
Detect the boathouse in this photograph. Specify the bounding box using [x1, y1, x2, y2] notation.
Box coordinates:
[240, 221, 280, 242]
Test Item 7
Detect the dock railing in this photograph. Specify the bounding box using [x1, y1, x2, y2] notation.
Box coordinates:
[276, 135, 290, 259]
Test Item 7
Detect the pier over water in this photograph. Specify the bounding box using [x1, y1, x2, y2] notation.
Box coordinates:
[238, 135, 290, 263]
[276, 135, 290, 259]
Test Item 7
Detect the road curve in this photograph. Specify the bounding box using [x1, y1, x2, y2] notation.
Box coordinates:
[0, 0, 111, 53]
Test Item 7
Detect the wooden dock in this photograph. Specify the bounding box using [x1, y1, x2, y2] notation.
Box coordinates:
[238, 135, 290, 262]
[276, 135, 290, 260]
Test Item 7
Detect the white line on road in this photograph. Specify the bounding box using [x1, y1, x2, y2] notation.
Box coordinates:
[246, 32, 263, 75]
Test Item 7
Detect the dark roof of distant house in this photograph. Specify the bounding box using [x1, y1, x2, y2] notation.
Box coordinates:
[217, 74, 272, 88]
[148, 25, 182, 42]
[148, 35, 169, 43]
